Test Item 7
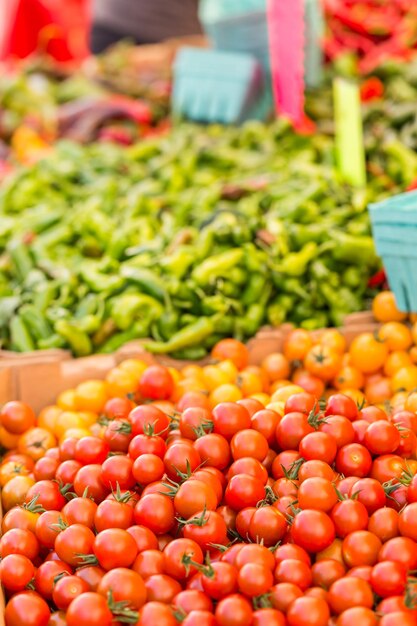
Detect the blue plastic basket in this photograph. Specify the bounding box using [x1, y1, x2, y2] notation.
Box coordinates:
[369, 190, 417, 311]
[199, 0, 266, 23]
[202, 10, 270, 72]
[172, 48, 269, 125]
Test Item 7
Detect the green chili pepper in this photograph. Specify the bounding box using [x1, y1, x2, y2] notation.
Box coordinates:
[215, 315, 235, 335]
[8, 241, 34, 282]
[161, 248, 195, 278]
[33, 281, 57, 313]
[121, 266, 170, 305]
[38, 334, 67, 350]
[329, 233, 378, 266]
[97, 327, 144, 353]
[273, 243, 317, 277]
[80, 268, 124, 295]
[300, 313, 329, 330]
[157, 309, 180, 341]
[10, 316, 35, 352]
[145, 316, 219, 354]
[19, 305, 53, 342]
[111, 294, 163, 331]
[0, 297, 20, 328]
[192, 249, 244, 286]
[171, 346, 208, 360]
[54, 320, 92, 357]
[267, 295, 295, 326]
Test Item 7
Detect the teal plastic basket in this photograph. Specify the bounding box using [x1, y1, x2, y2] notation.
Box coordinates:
[172, 48, 270, 124]
[369, 190, 417, 311]
[199, 0, 266, 23]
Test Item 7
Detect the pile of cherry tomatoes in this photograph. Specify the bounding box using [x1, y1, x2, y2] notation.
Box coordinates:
[2, 291, 417, 626]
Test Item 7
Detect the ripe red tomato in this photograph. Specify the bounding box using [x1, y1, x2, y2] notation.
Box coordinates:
[349, 478, 386, 514]
[0, 553, 34, 591]
[128, 405, 170, 438]
[238, 562, 274, 597]
[5, 592, 51, 626]
[94, 498, 134, 532]
[297, 477, 338, 512]
[35, 560, 73, 599]
[172, 590, 213, 615]
[225, 473, 265, 510]
[100, 454, 135, 490]
[286, 596, 330, 626]
[134, 494, 175, 535]
[230, 429, 269, 462]
[336, 443, 372, 477]
[183, 510, 228, 550]
[364, 422, 400, 455]
[291, 510, 335, 553]
[73, 464, 108, 502]
[212, 403, 251, 440]
[74, 436, 110, 465]
[1, 401, 36, 434]
[139, 365, 174, 400]
[201, 561, 238, 600]
[342, 530, 382, 568]
[325, 394, 358, 420]
[93, 528, 138, 570]
[331, 499, 369, 538]
[66, 592, 113, 626]
[275, 558, 313, 590]
[370, 561, 407, 598]
[248, 506, 287, 546]
[215, 594, 253, 626]
[25, 480, 67, 511]
[52, 575, 90, 610]
[98, 567, 147, 609]
[62, 496, 97, 529]
[163, 538, 204, 580]
[0, 528, 39, 559]
[55, 524, 96, 567]
[329, 576, 375, 617]
[299, 431, 337, 464]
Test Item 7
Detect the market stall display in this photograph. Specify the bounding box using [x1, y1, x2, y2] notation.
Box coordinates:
[0, 119, 385, 357]
[1, 294, 417, 625]
[3, 2, 417, 623]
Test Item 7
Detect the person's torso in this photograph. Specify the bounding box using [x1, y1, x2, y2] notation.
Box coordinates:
[92, 0, 202, 43]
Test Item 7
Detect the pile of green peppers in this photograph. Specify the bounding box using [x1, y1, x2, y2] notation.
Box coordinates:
[0, 89, 409, 357]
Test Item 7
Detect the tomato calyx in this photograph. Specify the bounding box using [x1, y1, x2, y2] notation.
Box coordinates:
[21, 494, 46, 514]
[75, 553, 99, 566]
[282, 457, 305, 481]
[53, 571, 69, 585]
[142, 421, 170, 437]
[398, 464, 415, 486]
[182, 552, 214, 578]
[256, 485, 278, 507]
[50, 515, 69, 532]
[173, 459, 203, 483]
[54, 479, 76, 501]
[98, 415, 111, 427]
[106, 589, 139, 624]
[114, 421, 133, 435]
[405, 581, 417, 609]
[192, 421, 214, 438]
[307, 405, 326, 430]
[110, 483, 136, 504]
[179, 507, 209, 529]
[382, 478, 402, 501]
[252, 593, 273, 610]
[172, 607, 187, 623]
[284, 500, 302, 524]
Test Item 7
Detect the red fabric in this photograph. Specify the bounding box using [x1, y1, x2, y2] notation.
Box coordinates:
[3, 0, 90, 63]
